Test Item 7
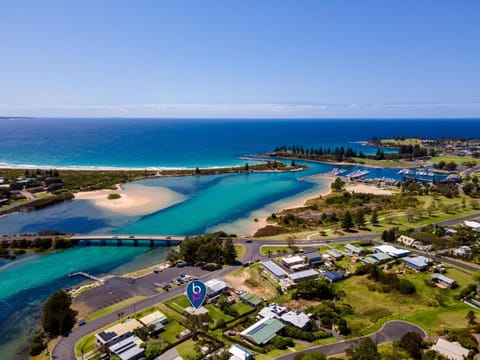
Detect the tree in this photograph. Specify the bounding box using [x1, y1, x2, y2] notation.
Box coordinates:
[293, 279, 336, 300]
[398, 332, 424, 359]
[341, 211, 354, 231]
[331, 177, 345, 192]
[145, 344, 161, 360]
[370, 210, 379, 225]
[286, 236, 296, 248]
[354, 210, 366, 229]
[349, 338, 380, 360]
[223, 238, 237, 264]
[467, 310, 477, 326]
[184, 313, 211, 340]
[245, 163, 250, 172]
[42, 290, 76, 336]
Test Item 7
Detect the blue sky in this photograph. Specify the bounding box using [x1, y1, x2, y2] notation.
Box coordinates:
[1, 0, 479, 118]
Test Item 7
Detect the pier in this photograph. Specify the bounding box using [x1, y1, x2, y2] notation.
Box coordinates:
[68, 272, 104, 283]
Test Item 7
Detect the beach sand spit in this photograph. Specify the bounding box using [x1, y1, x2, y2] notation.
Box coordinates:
[74, 183, 186, 216]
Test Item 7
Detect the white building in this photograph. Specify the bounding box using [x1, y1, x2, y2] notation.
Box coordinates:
[431, 338, 469, 360]
[373, 245, 411, 258]
[205, 279, 227, 297]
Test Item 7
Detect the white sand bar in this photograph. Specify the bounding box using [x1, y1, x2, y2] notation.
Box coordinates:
[74, 183, 186, 216]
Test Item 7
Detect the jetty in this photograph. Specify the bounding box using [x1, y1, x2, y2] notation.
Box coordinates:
[345, 170, 369, 180]
[69, 272, 104, 283]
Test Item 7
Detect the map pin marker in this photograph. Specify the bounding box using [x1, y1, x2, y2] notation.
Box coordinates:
[186, 280, 207, 310]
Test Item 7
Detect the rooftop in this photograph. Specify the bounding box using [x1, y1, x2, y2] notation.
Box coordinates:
[431, 273, 456, 285]
[229, 344, 253, 360]
[205, 279, 227, 295]
[96, 318, 143, 344]
[239, 293, 263, 306]
[432, 338, 469, 360]
[288, 269, 319, 281]
[109, 335, 144, 360]
[282, 255, 305, 264]
[280, 311, 310, 329]
[374, 245, 411, 257]
[139, 311, 167, 326]
[240, 317, 284, 345]
[262, 260, 288, 278]
[403, 256, 431, 269]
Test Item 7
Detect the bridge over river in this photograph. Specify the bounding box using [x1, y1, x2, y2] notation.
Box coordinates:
[70, 234, 185, 246]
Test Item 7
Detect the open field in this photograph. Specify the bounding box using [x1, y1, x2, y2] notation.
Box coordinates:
[84, 296, 147, 322]
[427, 156, 478, 164]
[224, 265, 277, 299]
[335, 263, 478, 337]
[234, 244, 247, 260]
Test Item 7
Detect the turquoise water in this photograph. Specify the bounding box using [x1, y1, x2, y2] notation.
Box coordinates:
[0, 246, 169, 359]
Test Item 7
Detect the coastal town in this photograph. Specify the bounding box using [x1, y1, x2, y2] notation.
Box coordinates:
[2, 136, 480, 360]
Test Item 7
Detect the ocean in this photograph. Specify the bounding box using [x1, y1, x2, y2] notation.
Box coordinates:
[0, 118, 479, 359]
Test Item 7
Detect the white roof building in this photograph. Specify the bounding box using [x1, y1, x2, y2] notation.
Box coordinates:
[228, 344, 254, 360]
[258, 303, 287, 319]
[280, 311, 311, 330]
[205, 279, 227, 296]
[464, 220, 480, 231]
[139, 310, 168, 331]
[109, 335, 144, 360]
[95, 318, 143, 346]
[374, 245, 411, 258]
[431, 338, 469, 360]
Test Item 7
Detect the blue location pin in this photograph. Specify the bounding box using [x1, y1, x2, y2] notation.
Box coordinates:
[186, 280, 207, 309]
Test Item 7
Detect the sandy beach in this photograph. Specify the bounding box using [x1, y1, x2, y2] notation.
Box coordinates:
[344, 182, 396, 195]
[74, 183, 187, 216]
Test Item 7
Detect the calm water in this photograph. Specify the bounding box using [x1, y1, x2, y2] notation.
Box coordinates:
[0, 118, 479, 359]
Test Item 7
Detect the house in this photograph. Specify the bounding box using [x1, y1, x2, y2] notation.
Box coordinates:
[464, 220, 480, 231]
[431, 273, 457, 289]
[95, 318, 143, 346]
[344, 244, 364, 256]
[240, 317, 284, 345]
[154, 348, 182, 360]
[453, 246, 471, 257]
[288, 269, 319, 283]
[431, 338, 469, 360]
[239, 293, 263, 307]
[326, 249, 344, 260]
[258, 303, 311, 330]
[303, 251, 323, 266]
[281, 255, 306, 270]
[205, 279, 228, 297]
[397, 235, 416, 247]
[373, 245, 410, 258]
[323, 271, 343, 282]
[402, 256, 432, 271]
[139, 310, 168, 332]
[258, 303, 287, 319]
[364, 252, 391, 264]
[228, 344, 254, 360]
[109, 335, 144, 360]
[280, 311, 311, 330]
[261, 260, 288, 281]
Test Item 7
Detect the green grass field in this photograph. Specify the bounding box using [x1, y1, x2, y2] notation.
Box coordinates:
[85, 296, 147, 322]
[234, 244, 247, 260]
[427, 155, 478, 164]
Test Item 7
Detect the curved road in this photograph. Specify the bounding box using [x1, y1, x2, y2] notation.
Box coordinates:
[276, 321, 426, 360]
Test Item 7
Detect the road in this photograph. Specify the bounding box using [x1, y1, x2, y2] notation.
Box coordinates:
[276, 321, 425, 360]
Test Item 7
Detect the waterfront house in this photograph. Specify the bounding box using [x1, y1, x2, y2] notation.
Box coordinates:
[261, 260, 288, 281]
[431, 273, 457, 289]
[402, 256, 432, 271]
[240, 317, 284, 345]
